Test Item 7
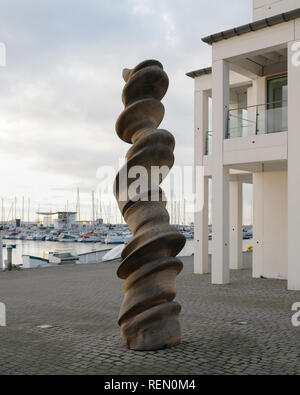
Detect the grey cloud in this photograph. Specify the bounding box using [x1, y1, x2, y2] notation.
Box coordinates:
[0, 0, 253, 215]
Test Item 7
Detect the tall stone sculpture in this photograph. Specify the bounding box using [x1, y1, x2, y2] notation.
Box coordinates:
[114, 60, 186, 351]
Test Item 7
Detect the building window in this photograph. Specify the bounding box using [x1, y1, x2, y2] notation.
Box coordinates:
[267, 76, 288, 133]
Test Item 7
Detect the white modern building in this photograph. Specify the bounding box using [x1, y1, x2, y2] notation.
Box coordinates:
[187, 0, 300, 290]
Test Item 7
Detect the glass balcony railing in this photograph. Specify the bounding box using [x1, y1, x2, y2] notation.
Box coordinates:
[205, 131, 212, 155]
[227, 100, 288, 139]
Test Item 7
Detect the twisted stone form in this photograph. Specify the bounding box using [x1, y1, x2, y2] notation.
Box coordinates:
[114, 60, 186, 351]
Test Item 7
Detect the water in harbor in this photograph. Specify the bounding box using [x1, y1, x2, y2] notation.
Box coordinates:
[2, 239, 253, 267]
[2, 240, 114, 267]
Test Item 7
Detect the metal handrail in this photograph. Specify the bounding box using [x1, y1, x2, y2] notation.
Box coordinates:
[209, 97, 288, 145]
[228, 100, 287, 113]
[227, 100, 288, 138]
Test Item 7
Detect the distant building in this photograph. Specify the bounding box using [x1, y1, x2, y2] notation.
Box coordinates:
[187, 0, 300, 290]
[37, 212, 77, 230]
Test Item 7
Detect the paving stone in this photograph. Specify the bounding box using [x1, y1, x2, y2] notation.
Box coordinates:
[0, 256, 300, 375]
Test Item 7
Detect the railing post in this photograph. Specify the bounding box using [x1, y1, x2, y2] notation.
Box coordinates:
[255, 104, 259, 135]
[0, 227, 3, 270]
[226, 110, 230, 139]
[7, 247, 12, 271]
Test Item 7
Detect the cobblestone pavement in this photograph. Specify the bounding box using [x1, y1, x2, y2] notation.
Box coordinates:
[0, 254, 300, 375]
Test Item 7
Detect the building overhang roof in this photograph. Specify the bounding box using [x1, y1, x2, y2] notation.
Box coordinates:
[186, 9, 299, 79]
[202, 8, 300, 45]
[186, 66, 212, 79]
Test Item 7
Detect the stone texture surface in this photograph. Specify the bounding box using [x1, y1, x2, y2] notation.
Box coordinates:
[0, 255, 300, 375]
[114, 60, 185, 350]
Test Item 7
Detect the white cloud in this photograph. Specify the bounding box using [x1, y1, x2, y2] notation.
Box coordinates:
[131, 0, 153, 16]
[160, 12, 177, 48]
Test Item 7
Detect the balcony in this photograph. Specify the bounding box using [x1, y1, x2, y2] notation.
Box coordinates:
[227, 101, 287, 139]
[203, 101, 287, 157]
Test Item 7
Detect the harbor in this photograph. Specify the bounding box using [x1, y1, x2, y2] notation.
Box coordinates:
[0, 215, 253, 269]
[0, 208, 198, 268]
[0, 238, 194, 268]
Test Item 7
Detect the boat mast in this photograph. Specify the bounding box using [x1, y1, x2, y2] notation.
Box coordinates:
[76, 187, 81, 224]
[7, 201, 13, 224]
[96, 197, 99, 220]
[170, 191, 174, 224]
[27, 198, 30, 225]
[177, 200, 181, 225]
[22, 196, 25, 225]
[99, 192, 102, 221]
[14, 196, 17, 223]
[1, 197, 4, 225]
[92, 191, 95, 225]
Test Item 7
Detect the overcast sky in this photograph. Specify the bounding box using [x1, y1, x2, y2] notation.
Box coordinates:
[0, 0, 253, 222]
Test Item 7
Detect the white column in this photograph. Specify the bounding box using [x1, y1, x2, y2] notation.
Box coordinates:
[194, 89, 209, 160]
[288, 41, 300, 290]
[248, 78, 265, 279]
[194, 177, 209, 274]
[211, 59, 230, 284]
[194, 89, 209, 274]
[230, 181, 243, 270]
[252, 173, 264, 278]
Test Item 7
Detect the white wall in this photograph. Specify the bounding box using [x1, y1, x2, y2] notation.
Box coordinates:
[253, 171, 288, 280]
[253, 0, 300, 21]
[287, 40, 300, 290]
[223, 132, 288, 165]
